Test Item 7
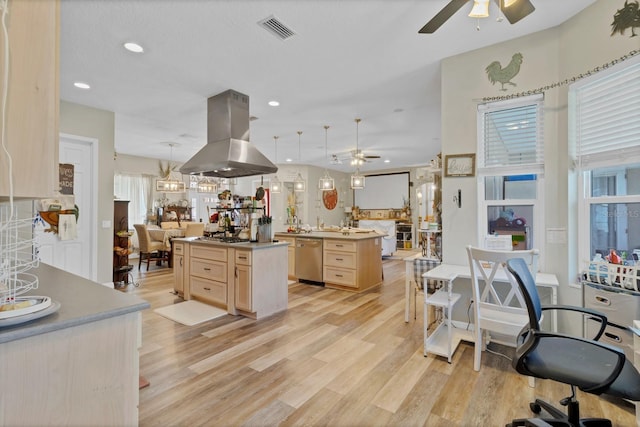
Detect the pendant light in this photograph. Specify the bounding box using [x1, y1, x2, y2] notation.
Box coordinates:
[350, 119, 365, 190]
[197, 173, 217, 193]
[318, 125, 335, 191]
[294, 131, 306, 192]
[270, 136, 282, 193]
[156, 143, 186, 192]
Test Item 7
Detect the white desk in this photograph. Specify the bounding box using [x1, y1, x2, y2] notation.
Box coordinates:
[422, 263, 559, 331]
[420, 263, 558, 363]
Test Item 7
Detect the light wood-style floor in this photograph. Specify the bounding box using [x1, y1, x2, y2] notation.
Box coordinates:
[125, 258, 636, 426]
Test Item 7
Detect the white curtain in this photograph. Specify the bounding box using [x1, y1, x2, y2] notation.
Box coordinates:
[114, 173, 154, 228]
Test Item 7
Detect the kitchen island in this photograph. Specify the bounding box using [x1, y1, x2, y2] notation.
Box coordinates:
[0, 263, 149, 426]
[173, 237, 289, 319]
[275, 230, 384, 292]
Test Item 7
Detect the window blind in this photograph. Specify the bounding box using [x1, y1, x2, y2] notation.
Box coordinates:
[478, 95, 544, 171]
[574, 61, 640, 167]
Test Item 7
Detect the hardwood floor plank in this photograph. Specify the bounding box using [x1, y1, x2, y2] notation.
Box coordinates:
[278, 340, 376, 408]
[249, 323, 338, 372]
[371, 347, 435, 413]
[325, 335, 404, 396]
[188, 325, 292, 374]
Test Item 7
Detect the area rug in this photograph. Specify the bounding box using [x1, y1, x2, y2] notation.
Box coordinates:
[154, 300, 227, 326]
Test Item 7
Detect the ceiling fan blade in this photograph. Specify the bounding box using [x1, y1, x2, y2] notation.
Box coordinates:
[363, 155, 380, 159]
[419, 0, 469, 34]
[497, 0, 535, 24]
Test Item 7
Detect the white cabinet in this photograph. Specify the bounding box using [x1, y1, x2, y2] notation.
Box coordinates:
[0, 0, 59, 199]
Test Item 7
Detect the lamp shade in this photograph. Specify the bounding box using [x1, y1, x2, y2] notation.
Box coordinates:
[468, 0, 490, 18]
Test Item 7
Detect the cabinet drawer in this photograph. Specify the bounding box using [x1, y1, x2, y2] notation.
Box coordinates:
[191, 259, 227, 282]
[235, 250, 252, 266]
[324, 250, 356, 269]
[324, 266, 356, 288]
[324, 240, 357, 252]
[190, 276, 227, 304]
[173, 242, 184, 255]
[279, 236, 295, 245]
[191, 245, 227, 261]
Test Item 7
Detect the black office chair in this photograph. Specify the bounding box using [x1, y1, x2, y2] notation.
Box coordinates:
[505, 258, 640, 427]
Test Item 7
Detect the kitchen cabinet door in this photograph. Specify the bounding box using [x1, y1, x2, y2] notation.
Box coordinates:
[0, 0, 60, 199]
[173, 242, 185, 295]
[235, 264, 252, 312]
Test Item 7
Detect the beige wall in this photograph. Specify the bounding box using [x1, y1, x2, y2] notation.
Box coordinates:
[59, 100, 115, 284]
[440, 0, 639, 330]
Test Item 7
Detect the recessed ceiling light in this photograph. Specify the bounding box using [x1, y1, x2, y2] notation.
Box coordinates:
[73, 82, 91, 89]
[384, 159, 390, 163]
[123, 42, 144, 53]
[285, 158, 292, 162]
[268, 100, 280, 107]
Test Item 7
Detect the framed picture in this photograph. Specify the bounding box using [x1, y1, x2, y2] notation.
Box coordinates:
[444, 153, 476, 177]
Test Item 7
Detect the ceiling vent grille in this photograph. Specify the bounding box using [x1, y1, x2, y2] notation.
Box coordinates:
[258, 15, 296, 40]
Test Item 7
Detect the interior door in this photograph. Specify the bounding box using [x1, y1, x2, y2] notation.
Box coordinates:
[35, 134, 96, 280]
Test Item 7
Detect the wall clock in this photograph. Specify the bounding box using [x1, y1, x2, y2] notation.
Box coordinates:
[322, 188, 338, 210]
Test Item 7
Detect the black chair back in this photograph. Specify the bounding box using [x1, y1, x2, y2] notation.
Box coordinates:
[506, 258, 542, 331]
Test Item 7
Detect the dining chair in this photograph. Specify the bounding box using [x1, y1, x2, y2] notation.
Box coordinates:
[184, 222, 205, 237]
[133, 224, 169, 270]
[466, 245, 539, 372]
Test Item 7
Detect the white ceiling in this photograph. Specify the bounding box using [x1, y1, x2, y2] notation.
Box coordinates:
[59, 0, 595, 174]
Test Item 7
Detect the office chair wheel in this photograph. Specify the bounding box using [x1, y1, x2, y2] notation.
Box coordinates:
[529, 402, 542, 414]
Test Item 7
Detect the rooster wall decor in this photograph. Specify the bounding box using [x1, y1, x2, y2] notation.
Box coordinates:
[486, 53, 523, 91]
[611, 0, 639, 37]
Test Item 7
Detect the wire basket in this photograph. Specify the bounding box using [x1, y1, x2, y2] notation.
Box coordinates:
[0, 204, 39, 305]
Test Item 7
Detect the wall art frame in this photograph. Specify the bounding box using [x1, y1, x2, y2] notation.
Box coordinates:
[444, 153, 476, 177]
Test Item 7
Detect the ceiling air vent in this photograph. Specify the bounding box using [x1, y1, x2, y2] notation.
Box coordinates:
[258, 15, 296, 41]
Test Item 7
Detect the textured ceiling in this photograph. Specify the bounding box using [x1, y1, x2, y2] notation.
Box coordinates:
[59, 0, 596, 173]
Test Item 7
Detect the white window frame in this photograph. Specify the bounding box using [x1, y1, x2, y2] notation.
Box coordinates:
[476, 95, 545, 268]
[572, 57, 640, 273]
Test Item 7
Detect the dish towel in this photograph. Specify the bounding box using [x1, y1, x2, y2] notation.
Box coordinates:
[58, 214, 77, 241]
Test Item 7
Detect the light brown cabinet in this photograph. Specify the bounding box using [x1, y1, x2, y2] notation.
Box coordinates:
[278, 236, 296, 279]
[234, 250, 252, 312]
[323, 237, 383, 292]
[189, 245, 227, 306]
[173, 242, 185, 295]
[175, 240, 288, 319]
[0, 0, 59, 199]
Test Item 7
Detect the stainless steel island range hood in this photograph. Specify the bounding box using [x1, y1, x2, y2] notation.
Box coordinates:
[179, 90, 278, 178]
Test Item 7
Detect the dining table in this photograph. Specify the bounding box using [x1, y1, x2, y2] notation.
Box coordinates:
[148, 228, 185, 267]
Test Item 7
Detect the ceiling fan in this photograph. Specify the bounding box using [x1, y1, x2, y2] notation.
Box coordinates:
[419, 0, 535, 34]
[331, 150, 380, 166]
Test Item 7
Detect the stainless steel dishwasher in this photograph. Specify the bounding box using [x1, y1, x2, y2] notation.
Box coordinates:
[295, 237, 323, 284]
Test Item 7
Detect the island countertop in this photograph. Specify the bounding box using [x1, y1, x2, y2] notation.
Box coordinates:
[275, 230, 383, 241]
[0, 263, 150, 344]
[173, 236, 290, 250]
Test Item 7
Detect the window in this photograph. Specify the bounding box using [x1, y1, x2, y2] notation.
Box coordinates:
[477, 95, 544, 254]
[573, 59, 640, 269]
[114, 173, 154, 226]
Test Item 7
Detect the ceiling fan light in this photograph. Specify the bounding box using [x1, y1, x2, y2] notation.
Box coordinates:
[469, 0, 490, 18]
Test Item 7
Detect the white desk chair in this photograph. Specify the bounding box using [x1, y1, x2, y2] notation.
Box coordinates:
[466, 245, 539, 372]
